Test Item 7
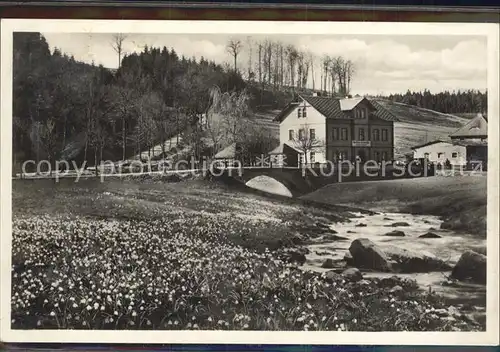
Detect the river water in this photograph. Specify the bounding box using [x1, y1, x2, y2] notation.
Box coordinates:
[301, 211, 487, 309]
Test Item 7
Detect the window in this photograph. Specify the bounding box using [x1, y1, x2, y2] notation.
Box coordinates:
[361, 109, 366, 118]
[452, 152, 458, 158]
[341, 128, 348, 140]
[310, 152, 315, 163]
[302, 107, 307, 118]
[374, 151, 380, 162]
[310, 128, 316, 140]
[381, 129, 388, 141]
[298, 129, 305, 140]
[424, 152, 430, 159]
[289, 130, 295, 140]
[438, 152, 444, 158]
[297, 108, 302, 118]
[382, 152, 388, 160]
[337, 151, 347, 160]
[358, 128, 365, 141]
[332, 128, 339, 141]
[373, 129, 380, 141]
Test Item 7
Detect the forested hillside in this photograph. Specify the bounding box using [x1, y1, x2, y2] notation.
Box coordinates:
[13, 33, 488, 173]
[12, 33, 283, 172]
[385, 90, 487, 115]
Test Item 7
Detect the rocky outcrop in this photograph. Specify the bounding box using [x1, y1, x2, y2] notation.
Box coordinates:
[383, 245, 452, 273]
[451, 250, 486, 284]
[419, 232, 441, 239]
[384, 230, 406, 237]
[348, 238, 392, 272]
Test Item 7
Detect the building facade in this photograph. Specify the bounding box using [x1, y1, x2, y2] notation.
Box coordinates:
[411, 140, 467, 166]
[274, 94, 398, 164]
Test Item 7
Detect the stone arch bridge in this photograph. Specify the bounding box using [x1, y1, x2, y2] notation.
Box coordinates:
[213, 164, 434, 197]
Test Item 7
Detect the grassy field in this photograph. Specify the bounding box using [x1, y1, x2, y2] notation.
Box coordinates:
[303, 175, 487, 236]
[10, 177, 483, 331]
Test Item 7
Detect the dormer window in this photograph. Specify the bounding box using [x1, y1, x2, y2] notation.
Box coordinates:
[297, 106, 307, 118]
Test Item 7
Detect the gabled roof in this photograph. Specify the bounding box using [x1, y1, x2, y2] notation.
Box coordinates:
[411, 140, 452, 150]
[369, 100, 400, 122]
[339, 97, 365, 111]
[214, 143, 237, 159]
[273, 95, 399, 123]
[450, 113, 488, 138]
[268, 142, 302, 155]
[273, 101, 300, 122]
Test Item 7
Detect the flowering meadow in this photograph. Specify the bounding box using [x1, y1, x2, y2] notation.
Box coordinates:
[11, 178, 483, 331]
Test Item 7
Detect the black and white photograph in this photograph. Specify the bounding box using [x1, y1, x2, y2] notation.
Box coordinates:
[0, 19, 498, 345]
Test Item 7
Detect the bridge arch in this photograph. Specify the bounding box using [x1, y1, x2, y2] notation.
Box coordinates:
[244, 175, 293, 197]
[221, 167, 314, 197]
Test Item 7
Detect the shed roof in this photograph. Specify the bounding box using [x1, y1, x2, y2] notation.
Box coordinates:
[452, 139, 488, 147]
[411, 140, 452, 150]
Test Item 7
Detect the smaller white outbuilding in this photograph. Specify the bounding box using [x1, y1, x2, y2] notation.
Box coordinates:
[411, 140, 466, 166]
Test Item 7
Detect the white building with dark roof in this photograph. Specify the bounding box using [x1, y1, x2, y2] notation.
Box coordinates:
[273, 94, 399, 165]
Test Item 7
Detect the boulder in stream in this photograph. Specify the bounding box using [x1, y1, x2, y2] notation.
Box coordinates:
[348, 238, 393, 272]
[321, 258, 336, 269]
[323, 233, 349, 241]
[419, 232, 441, 239]
[342, 268, 363, 282]
[280, 248, 307, 265]
[343, 252, 355, 266]
[388, 222, 411, 227]
[384, 230, 406, 237]
[451, 250, 486, 284]
[383, 245, 452, 273]
[315, 222, 331, 229]
[324, 270, 343, 282]
[389, 285, 404, 294]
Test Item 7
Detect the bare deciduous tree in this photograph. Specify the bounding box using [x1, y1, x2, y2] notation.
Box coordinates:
[111, 33, 127, 69]
[226, 39, 243, 72]
[285, 45, 299, 88]
[291, 123, 324, 165]
[309, 52, 316, 90]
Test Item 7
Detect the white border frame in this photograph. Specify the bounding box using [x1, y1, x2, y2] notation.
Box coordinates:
[1, 19, 499, 345]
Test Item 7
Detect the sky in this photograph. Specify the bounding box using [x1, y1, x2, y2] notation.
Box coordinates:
[41, 32, 488, 96]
